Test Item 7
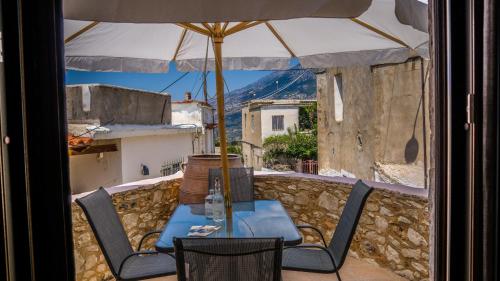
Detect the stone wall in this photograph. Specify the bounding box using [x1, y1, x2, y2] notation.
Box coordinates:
[66, 84, 171, 125]
[254, 174, 430, 281]
[316, 59, 431, 186]
[72, 173, 429, 281]
[72, 178, 181, 281]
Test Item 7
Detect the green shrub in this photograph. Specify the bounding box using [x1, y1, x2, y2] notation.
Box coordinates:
[263, 126, 317, 166]
[227, 143, 242, 156]
[299, 102, 317, 135]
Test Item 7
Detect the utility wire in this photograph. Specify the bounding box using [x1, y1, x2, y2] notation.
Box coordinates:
[194, 71, 210, 100]
[190, 71, 202, 93]
[72, 118, 116, 139]
[202, 36, 210, 102]
[257, 70, 309, 100]
[209, 33, 231, 95]
[158, 72, 190, 93]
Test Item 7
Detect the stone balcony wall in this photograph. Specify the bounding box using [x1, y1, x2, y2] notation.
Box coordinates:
[71, 173, 429, 281]
[254, 174, 430, 281]
[72, 178, 181, 281]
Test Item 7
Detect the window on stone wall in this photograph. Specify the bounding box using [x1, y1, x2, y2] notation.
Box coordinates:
[334, 73, 343, 122]
[251, 114, 255, 131]
[272, 115, 284, 131]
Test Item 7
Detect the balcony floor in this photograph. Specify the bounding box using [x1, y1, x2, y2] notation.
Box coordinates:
[149, 256, 407, 281]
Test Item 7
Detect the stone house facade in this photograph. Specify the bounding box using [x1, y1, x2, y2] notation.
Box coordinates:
[241, 99, 315, 170]
[316, 58, 431, 188]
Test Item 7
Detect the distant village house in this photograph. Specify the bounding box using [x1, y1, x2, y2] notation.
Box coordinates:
[66, 85, 214, 194]
[171, 92, 216, 155]
[241, 99, 316, 170]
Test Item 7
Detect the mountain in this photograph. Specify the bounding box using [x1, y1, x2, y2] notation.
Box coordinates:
[209, 65, 317, 141]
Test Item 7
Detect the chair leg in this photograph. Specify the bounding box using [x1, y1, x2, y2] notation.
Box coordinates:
[335, 271, 342, 281]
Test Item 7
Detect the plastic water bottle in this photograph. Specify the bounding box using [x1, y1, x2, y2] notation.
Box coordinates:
[212, 177, 225, 223]
[204, 188, 214, 219]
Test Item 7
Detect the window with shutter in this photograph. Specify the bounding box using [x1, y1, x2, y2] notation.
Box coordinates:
[272, 115, 284, 131]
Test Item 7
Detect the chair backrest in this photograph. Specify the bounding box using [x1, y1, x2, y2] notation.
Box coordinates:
[174, 237, 283, 281]
[75, 187, 134, 277]
[208, 167, 254, 202]
[328, 180, 373, 269]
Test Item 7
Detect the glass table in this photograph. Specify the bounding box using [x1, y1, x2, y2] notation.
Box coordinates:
[155, 200, 302, 252]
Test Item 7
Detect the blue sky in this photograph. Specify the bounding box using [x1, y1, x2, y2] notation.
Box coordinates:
[65, 62, 273, 101]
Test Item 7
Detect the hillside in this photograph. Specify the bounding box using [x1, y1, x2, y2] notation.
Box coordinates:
[210, 65, 317, 141]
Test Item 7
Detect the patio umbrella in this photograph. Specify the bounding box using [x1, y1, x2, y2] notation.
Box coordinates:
[64, 0, 428, 213]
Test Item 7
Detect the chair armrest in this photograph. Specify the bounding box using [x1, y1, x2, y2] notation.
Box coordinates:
[284, 244, 340, 276]
[296, 224, 327, 247]
[138, 230, 163, 251]
[118, 250, 158, 276]
[118, 250, 176, 276]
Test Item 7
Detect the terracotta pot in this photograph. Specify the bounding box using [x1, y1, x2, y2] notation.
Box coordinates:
[179, 154, 242, 203]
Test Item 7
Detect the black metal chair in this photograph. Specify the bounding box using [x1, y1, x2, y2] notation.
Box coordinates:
[208, 167, 254, 202]
[174, 237, 283, 281]
[282, 180, 373, 281]
[76, 187, 176, 281]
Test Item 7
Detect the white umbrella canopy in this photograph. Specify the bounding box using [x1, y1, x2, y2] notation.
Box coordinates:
[64, 0, 428, 73]
[64, 0, 428, 211]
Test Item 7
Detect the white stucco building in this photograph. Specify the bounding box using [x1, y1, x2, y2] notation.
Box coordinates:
[241, 99, 316, 170]
[68, 125, 197, 194]
[66, 85, 210, 194]
[171, 94, 216, 154]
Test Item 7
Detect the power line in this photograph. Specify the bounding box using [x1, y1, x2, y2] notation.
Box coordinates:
[256, 70, 309, 100]
[209, 33, 231, 95]
[158, 72, 190, 93]
[72, 118, 116, 138]
[190, 71, 202, 93]
[194, 71, 210, 100]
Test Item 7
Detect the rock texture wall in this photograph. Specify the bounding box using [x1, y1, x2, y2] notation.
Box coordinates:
[72, 174, 429, 281]
[72, 178, 181, 281]
[316, 59, 431, 186]
[254, 174, 430, 281]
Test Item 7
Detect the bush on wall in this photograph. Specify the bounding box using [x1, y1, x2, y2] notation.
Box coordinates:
[263, 126, 317, 168]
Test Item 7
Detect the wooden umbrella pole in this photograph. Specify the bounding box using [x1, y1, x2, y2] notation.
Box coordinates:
[213, 23, 233, 219]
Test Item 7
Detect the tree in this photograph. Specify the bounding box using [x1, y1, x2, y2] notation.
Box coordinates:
[299, 102, 317, 135]
[263, 126, 317, 168]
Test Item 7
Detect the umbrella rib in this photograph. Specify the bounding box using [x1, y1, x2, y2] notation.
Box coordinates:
[221, 22, 230, 34]
[202, 23, 215, 34]
[173, 28, 188, 61]
[350, 18, 411, 49]
[224, 21, 263, 37]
[176, 23, 211, 36]
[264, 22, 296, 57]
[65, 21, 100, 44]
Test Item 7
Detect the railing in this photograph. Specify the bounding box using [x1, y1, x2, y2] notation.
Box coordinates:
[160, 158, 184, 176]
[295, 159, 318, 175]
[302, 160, 318, 174]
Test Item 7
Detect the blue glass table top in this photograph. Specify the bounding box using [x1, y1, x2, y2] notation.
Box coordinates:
[155, 200, 302, 252]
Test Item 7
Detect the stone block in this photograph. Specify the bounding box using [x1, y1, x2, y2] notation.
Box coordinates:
[294, 191, 310, 205]
[317, 191, 339, 211]
[407, 227, 428, 246]
[375, 216, 389, 232]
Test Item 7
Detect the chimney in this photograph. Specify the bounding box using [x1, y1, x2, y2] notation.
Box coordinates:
[184, 91, 192, 101]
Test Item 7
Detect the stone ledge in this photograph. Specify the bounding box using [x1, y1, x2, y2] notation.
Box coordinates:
[72, 171, 184, 202]
[254, 172, 429, 198]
